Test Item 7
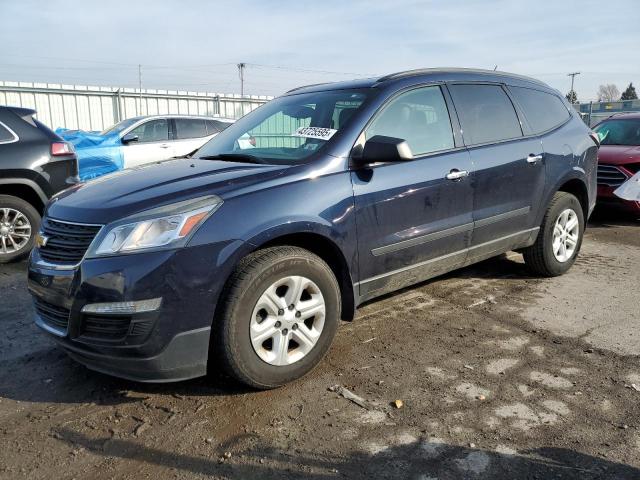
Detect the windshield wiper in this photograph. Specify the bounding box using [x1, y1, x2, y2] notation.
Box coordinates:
[172, 148, 199, 159]
[196, 153, 265, 164]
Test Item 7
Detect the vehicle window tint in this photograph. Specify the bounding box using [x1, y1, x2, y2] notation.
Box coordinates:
[175, 118, 208, 139]
[332, 101, 362, 129]
[448, 84, 522, 145]
[0, 122, 16, 143]
[128, 119, 169, 143]
[510, 86, 570, 134]
[365, 86, 454, 156]
[594, 119, 640, 146]
[212, 120, 233, 132]
[205, 120, 220, 134]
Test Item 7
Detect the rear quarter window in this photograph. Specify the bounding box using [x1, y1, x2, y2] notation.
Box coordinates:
[509, 86, 570, 134]
[448, 84, 522, 145]
[0, 122, 17, 143]
[207, 120, 233, 134]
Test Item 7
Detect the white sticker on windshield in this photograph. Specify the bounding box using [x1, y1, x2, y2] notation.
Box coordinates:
[293, 126, 337, 141]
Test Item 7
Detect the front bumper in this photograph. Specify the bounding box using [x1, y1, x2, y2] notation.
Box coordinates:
[28, 240, 244, 382]
[60, 326, 211, 382]
[597, 185, 640, 214]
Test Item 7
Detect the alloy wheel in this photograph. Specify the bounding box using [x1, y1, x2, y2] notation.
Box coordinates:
[250, 275, 326, 366]
[552, 208, 579, 263]
[0, 207, 32, 255]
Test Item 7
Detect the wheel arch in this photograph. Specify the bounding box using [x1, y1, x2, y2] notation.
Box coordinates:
[556, 177, 589, 220]
[540, 172, 589, 225]
[0, 179, 47, 214]
[249, 231, 357, 322]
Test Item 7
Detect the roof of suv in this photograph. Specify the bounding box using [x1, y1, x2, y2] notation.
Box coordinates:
[0, 106, 37, 117]
[123, 114, 235, 123]
[286, 68, 550, 95]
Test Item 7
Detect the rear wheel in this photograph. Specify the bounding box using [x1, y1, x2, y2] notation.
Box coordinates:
[523, 192, 584, 276]
[213, 246, 341, 389]
[0, 195, 40, 264]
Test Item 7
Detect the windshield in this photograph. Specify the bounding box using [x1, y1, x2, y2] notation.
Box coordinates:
[194, 89, 370, 165]
[594, 119, 640, 146]
[100, 117, 140, 136]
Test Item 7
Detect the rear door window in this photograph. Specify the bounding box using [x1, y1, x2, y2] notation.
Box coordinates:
[509, 86, 571, 134]
[365, 85, 455, 156]
[175, 118, 208, 139]
[448, 84, 522, 145]
[128, 119, 169, 143]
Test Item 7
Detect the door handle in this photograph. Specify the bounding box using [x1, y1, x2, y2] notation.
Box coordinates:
[527, 153, 543, 164]
[160, 144, 171, 149]
[446, 169, 469, 181]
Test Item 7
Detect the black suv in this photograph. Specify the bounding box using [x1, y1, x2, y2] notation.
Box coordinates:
[0, 106, 79, 263]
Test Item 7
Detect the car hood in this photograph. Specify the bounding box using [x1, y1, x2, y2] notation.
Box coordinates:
[598, 145, 640, 165]
[47, 158, 290, 224]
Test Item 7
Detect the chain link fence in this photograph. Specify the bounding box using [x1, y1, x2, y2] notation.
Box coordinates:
[574, 99, 640, 126]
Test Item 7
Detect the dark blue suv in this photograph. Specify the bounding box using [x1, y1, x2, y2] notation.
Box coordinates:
[28, 69, 598, 388]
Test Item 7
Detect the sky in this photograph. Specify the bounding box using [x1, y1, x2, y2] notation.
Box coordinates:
[1, 0, 639, 101]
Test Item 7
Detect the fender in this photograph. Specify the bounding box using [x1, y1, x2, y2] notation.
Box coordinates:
[243, 218, 357, 284]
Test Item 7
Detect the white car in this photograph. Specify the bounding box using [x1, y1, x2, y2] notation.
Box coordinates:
[105, 115, 237, 168]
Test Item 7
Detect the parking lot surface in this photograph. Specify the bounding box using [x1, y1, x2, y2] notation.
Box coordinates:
[1, 213, 639, 479]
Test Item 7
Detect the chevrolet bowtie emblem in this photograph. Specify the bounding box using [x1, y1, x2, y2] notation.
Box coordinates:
[35, 233, 49, 248]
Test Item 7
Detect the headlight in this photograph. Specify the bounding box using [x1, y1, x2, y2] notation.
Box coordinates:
[87, 195, 222, 257]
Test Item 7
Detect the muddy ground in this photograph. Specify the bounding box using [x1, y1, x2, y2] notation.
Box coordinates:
[1, 211, 639, 480]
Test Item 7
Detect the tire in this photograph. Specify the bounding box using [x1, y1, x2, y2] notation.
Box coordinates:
[213, 246, 341, 389]
[0, 195, 41, 264]
[523, 192, 584, 277]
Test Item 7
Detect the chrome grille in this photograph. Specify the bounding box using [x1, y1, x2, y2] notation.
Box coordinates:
[38, 218, 102, 265]
[597, 164, 629, 187]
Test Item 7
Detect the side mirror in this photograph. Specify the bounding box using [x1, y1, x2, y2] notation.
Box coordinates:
[121, 133, 139, 144]
[358, 135, 413, 165]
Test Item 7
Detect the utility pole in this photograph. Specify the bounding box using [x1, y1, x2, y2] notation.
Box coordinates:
[237, 63, 246, 97]
[138, 64, 143, 116]
[568, 71, 580, 97]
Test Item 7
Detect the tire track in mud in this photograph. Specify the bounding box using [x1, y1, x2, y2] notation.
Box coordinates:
[2, 226, 640, 479]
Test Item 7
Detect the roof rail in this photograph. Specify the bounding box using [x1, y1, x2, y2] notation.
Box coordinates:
[286, 82, 331, 93]
[375, 67, 547, 87]
[376, 68, 442, 83]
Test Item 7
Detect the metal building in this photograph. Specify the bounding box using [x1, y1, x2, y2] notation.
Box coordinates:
[0, 81, 272, 132]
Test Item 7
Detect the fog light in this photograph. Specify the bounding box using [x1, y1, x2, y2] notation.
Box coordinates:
[81, 298, 162, 315]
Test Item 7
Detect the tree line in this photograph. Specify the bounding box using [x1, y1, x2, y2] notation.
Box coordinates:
[566, 83, 637, 104]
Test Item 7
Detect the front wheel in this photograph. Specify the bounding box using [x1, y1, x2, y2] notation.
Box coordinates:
[523, 191, 584, 276]
[0, 195, 41, 264]
[214, 246, 341, 389]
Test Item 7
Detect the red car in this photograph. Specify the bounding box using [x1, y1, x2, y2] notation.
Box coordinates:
[593, 113, 640, 215]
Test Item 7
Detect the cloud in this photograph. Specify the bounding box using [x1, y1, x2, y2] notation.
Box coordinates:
[0, 0, 638, 99]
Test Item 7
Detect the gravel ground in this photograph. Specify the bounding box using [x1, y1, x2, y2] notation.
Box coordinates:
[1, 211, 639, 480]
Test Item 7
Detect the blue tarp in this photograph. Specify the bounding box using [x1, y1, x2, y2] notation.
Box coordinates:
[56, 128, 125, 181]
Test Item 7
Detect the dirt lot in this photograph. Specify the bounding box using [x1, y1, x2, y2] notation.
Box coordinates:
[1, 212, 639, 480]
